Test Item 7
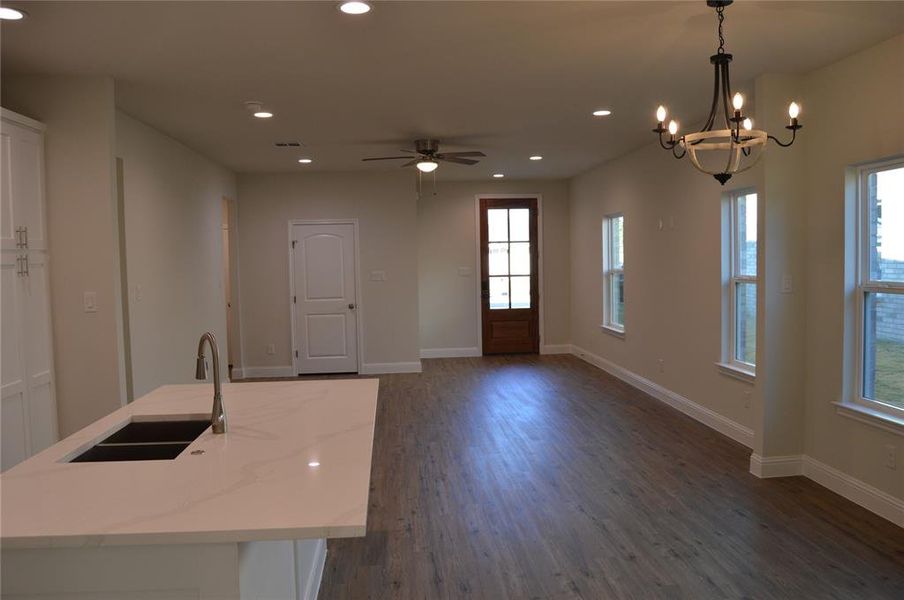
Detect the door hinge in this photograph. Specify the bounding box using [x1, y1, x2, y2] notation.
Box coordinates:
[293, 295, 296, 303]
[295, 350, 299, 358]
[291, 240, 297, 249]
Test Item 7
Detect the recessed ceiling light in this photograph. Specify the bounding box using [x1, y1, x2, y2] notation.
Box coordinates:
[244, 101, 273, 119]
[492, 173, 505, 179]
[308, 461, 320, 467]
[298, 158, 313, 164]
[0, 7, 27, 20]
[593, 109, 613, 117]
[529, 155, 543, 161]
[339, 1, 371, 15]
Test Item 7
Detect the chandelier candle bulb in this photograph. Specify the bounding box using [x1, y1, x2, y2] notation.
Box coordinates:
[668, 120, 679, 136]
[743, 118, 753, 131]
[732, 93, 744, 111]
[656, 105, 667, 123]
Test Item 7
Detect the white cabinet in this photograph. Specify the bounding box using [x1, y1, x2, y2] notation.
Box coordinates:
[1, 108, 58, 471]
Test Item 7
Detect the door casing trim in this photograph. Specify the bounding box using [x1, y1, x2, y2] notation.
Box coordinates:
[287, 219, 363, 375]
[473, 195, 544, 355]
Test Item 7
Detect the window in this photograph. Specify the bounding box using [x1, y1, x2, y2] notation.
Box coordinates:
[602, 214, 625, 333]
[724, 190, 757, 375]
[856, 161, 904, 416]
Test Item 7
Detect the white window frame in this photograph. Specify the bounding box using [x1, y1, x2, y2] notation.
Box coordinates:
[853, 159, 904, 421]
[602, 214, 625, 336]
[717, 189, 757, 381]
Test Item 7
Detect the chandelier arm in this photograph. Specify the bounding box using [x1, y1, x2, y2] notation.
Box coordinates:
[671, 139, 687, 159]
[657, 130, 677, 150]
[768, 128, 798, 148]
[701, 62, 721, 132]
[720, 62, 734, 130]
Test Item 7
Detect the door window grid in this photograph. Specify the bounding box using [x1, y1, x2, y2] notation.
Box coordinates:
[488, 208, 531, 310]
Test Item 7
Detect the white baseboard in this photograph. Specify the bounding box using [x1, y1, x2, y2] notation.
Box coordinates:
[571, 344, 754, 448]
[360, 361, 422, 375]
[803, 456, 904, 528]
[749, 453, 804, 478]
[541, 344, 573, 355]
[233, 366, 294, 379]
[420, 347, 481, 359]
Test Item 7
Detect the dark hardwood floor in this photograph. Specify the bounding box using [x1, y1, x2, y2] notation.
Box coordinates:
[264, 355, 904, 599]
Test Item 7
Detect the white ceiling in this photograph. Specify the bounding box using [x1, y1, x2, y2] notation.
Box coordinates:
[2, 1, 902, 179]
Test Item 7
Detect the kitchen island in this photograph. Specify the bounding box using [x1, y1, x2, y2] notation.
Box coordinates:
[1, 379, 378, 600]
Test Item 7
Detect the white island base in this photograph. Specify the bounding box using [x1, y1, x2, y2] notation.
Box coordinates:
[1, 380, 379, 600]
[2, 538, 326, 600]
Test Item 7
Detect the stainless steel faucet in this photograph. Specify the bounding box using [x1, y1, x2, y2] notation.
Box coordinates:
[195, 331, 227, 434]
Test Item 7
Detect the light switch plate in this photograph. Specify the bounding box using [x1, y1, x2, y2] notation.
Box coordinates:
[370, 270, 387, 281]
[458, 267, 472, 277]
[83, 291, 97, 313]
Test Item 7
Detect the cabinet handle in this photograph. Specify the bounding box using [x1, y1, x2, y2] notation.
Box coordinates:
[15, 227, 23, 249]
[22, 226, 28, 249]
[16, 255, 23, 276]
[23, 254, 29, 277]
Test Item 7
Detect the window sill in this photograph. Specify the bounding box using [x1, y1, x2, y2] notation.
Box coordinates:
[833, 401, 904, 436]
[715, 362, 755, 384]
[599, 325, 625, 339]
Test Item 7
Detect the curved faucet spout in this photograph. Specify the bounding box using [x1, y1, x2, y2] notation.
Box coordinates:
[196, 331, 227, 433]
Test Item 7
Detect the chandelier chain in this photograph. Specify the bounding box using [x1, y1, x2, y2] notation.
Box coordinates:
[716, 5, 725, 54]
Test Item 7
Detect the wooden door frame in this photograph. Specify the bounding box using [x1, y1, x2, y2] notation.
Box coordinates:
[473, 195, 544, 354]
[287, 219, 364, 375]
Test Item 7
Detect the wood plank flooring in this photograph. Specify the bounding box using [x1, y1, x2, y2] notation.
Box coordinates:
[262, 354, 904, 599]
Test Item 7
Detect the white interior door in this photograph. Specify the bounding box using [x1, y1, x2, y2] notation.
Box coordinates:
[292, 223, 358, 374]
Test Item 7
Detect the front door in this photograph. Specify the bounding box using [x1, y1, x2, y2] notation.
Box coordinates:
[480, 198, 540, 354]
[291, 223, 359, 374]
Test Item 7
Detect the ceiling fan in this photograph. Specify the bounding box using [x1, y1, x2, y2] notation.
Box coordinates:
[362, 138, 486, 172]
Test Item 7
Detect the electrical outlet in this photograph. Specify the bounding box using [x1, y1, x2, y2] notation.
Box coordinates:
[266, 344, 276, 355]
[781, 275, 793, 294]
[885, 444, 897, 470]
[657, 358, 665, 373]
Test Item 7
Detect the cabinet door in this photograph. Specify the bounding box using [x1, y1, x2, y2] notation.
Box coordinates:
[0, 118, 46, 252]
[1, 252, 29, 471]
[22, 251, 58, 453]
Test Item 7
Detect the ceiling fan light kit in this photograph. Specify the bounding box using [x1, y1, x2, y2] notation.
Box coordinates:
[653, 0, 803, 185]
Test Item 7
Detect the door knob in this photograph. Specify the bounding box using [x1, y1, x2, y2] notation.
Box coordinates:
[348, 303, 356, 310]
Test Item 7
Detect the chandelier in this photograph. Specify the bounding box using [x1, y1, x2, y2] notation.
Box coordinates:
[652, 0, 803, 185]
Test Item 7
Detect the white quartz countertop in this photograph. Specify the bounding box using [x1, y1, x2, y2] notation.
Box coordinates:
[0, 379, 378, 549]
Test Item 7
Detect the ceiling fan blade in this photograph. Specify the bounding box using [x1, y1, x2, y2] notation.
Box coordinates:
[362, 156, 414, 161]
[438, 157, 479, 166]
[401, 159, 419, 168]
[436, 151, 486, 158]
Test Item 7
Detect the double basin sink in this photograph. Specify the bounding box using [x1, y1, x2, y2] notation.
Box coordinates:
[70, 418, 211, 463]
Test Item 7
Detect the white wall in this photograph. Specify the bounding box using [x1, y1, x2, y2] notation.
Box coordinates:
[569, 136, 761, 434]
[236, 172, 420, 372]
[802, 35, 904, 501]
[417, 180, 570, 354]
[115, 111, 236, 398]
[2, 76, 123, 436]
[569, 34, 904, 512]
